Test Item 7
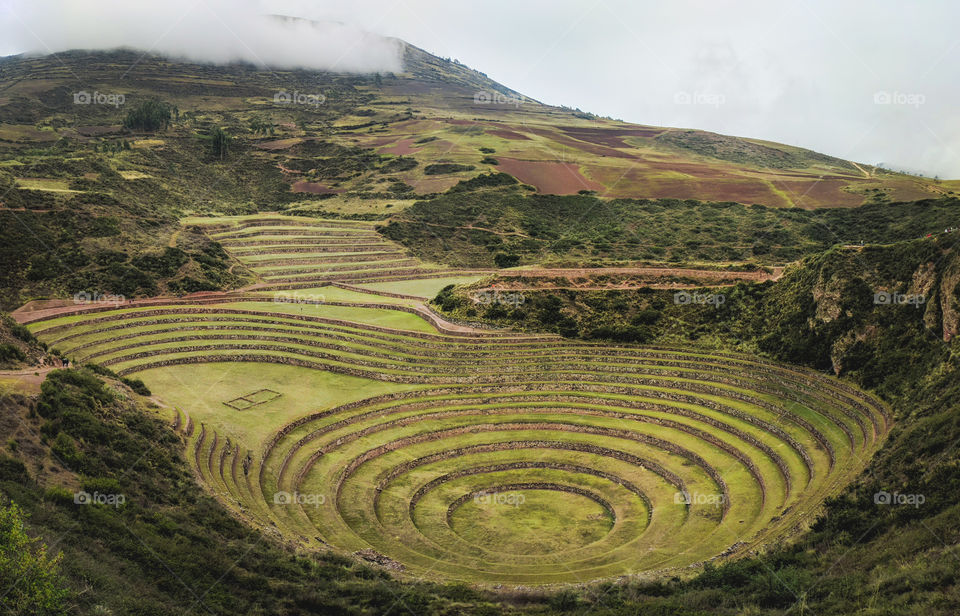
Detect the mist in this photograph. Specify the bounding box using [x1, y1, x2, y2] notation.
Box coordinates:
[0, 0, 402, 73]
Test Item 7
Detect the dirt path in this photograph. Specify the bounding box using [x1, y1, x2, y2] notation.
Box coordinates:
[850, 161, 871, 178]
[276, 162, 302, 175]
[14, 265, 782, 323]
[499, 266, 784, 282]
[487, 282, 749, 291]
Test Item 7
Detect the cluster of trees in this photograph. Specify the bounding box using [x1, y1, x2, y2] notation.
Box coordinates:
[123, 99, 175, 132]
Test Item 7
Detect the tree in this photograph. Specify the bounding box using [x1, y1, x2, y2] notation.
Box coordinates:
[123, 99, 172, 132]
[208, 126, 231, 161]
[0, 501, 69, 615]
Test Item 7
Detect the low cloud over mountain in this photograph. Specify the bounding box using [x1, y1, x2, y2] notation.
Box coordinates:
[0, 0, 402, 73]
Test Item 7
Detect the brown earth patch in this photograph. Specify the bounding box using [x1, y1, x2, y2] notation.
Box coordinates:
[777, 179, 864, 208]
[562, 126, 664, 148]
[379, 138, 422, 155]
[587, 166, 788, 205]
[496, 158, 604, 195]
[524, 127, 636, 159]
[487, 128, 531, 140]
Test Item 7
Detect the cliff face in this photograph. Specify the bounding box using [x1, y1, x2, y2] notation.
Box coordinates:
[772, 239, 957, 391]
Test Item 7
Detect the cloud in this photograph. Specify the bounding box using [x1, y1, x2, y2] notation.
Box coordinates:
[0, 0, 402, 73]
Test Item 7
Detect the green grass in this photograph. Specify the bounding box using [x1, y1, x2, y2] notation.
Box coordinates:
[354, 276, 487, 298]
[136, 362, 413, 448]
[22, 295, 887, 585]
[15, 178, 81, 193]
[448, 488, 615, 556]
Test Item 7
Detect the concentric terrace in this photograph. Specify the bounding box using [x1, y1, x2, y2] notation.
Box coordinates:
[20, 278, 889, 585]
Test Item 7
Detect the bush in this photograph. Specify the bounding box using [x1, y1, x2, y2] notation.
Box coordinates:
[7, 319, 36, 344]
[121, 377, 151, 396]
[424, 163, 475, 175]
[494, 253, 520, 268]
[450, 172, 518, 192]
[0, 455, 28, 483]
[0, 344, 26, 363]
[0, 501, 69, 615]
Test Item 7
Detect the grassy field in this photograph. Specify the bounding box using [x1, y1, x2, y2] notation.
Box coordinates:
[352, 276, 488, 299]
[22, 294, 889, 585]
[134, 362, 411, 448]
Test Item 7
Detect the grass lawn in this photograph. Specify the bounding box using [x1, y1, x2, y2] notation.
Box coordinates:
[137, 362, 413, 448]
[353, 276, 488, 299]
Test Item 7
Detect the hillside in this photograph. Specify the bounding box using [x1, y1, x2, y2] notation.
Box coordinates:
[2, 238, 958, 614]
[0, 42, 954, 307]
[0, 44, 951, 215]
[2, 24, 960, 616]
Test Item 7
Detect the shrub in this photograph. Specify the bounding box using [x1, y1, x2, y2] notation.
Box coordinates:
[0, 344, 26, 363]
[121, 377, 151, 396]
[494, 253, 520, 268]
[449, 172, 518, 192]
[0, 455, 28, 483]
[0, 501, 69, 615]
[424, 163, 475, 175]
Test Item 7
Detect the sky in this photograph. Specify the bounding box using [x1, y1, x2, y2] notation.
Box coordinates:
[1, 0, 957, 178]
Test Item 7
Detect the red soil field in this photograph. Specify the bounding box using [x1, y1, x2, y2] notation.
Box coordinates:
[487, 128, 532, 140]
[365, 135, 400, 147]
[379, 138, 422, 155]
[497, 158, 605, 194]
[778, 179, 864, 208]
[524, 127, 636, 159]
[585, 165, 788, 205]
